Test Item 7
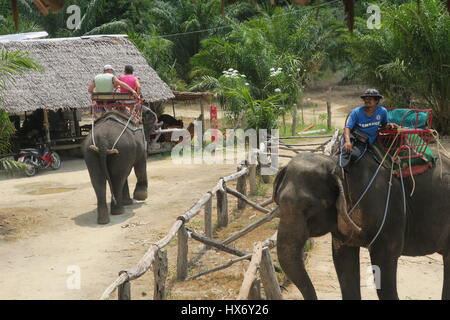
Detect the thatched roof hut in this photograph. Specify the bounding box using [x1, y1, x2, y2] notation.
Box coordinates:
[0, 35, 174, 113]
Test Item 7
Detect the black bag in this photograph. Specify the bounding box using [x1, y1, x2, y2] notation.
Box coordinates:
[352, 129, 369, 144]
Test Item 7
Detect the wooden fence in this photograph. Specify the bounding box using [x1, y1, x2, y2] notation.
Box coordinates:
[100, 130, 340, 300]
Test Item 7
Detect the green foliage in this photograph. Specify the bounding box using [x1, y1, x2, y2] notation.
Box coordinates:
[0, 48, 41, 93]
[0, 109, 14, 153]
[347, 0, 450, 133]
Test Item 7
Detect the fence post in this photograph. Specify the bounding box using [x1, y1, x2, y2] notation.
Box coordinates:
[153, 249, 168, 300]
[236, 167, 247, 210]
[249, 279, 262, 300]
[217, 186, 228, 228]
[291, 105, 298, 136]
[259, 247, 282, 300]
[118, 275, 131, 300]
[204, 194, 213, 240]
[327, 101, 332, 131]
[249, 164, 257, 196]
[177, 224, 189, 281]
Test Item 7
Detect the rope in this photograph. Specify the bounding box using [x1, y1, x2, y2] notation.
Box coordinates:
[429, 129, 450, 180]
[346, 131, 400, 217]
[111, 108, 135, 151]
[368, 159, 395, 249]
[402, 145, 416, 197]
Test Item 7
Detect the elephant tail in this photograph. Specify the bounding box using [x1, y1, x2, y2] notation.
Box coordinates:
[89, 145, 116, 204]
[272, 165, 288, 205]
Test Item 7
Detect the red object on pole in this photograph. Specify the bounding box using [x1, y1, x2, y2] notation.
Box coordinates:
[210, 105, 219, 142]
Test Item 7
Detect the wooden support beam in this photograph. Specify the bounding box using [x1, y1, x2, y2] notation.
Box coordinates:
[187, 253, 252, 281]
[259, 247, 283, 300]
[237, 242, 263, 300]
[186, 228, 248, 257]
[327, 101, 332, 131]
[222, 207, 279, 246]
[176, 225, 189, 281]
[225, 186, 270, 214]
[153, 250, 168, 300]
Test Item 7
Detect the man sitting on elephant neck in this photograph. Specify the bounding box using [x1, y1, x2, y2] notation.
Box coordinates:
[340, 89, 398, 168]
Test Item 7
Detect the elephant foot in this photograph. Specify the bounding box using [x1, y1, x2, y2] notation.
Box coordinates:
[123, 198, 133, 206]
[97, 215, 110, 225]
[111, 205, 125, 215]
[133, 190, 147, 201]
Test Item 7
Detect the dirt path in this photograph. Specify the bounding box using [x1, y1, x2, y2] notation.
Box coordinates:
[0, 157, 236, 299]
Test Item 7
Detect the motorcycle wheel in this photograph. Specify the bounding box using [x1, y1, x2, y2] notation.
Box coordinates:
[24, 159, 36, 177]
[50, 152, 61, 170]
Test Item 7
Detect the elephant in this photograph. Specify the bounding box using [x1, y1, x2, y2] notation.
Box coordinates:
[82, 111, 149, 224]
[273, 151, 450, 300]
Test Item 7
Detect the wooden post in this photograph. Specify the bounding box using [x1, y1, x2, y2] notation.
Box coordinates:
[236, 167, 247, 210]
[153, 250, 168, 300]
[291, 105, 298, 136]
[326, 101, 332, 131]
[216, 188, 228, 228]
[249, 164, 257, 196]
[249, 279, 262, 300]
[118, 277, 131, 300]
[300, 103, 305, 126]
[204, 195, 213, 240]
[200, 98, 205, 139]
[259, 247, 282, 300]
[172, 100, 176, 118]
[177, 224, 189, 281]
[72, 109, 80, 137]
[42, 109, 51, 143]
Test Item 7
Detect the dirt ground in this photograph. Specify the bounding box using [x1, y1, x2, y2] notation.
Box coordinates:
[0, 83, 447, 300]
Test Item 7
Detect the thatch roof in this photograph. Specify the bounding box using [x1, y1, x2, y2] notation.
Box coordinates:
[0, 35, 174, 113]
[172, 90, 213, 101]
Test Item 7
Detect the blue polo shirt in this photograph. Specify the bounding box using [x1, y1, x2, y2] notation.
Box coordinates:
[345, 105, 388, 144]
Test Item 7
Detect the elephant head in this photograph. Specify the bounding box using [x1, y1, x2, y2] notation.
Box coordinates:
[273, 152, 361, 299]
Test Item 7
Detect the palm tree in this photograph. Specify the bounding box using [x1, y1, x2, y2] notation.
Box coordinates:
[0, 48, 41, 176]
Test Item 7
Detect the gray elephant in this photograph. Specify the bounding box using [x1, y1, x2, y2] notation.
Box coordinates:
[82, 111, 148, 224]
[273, 151, 449, 300]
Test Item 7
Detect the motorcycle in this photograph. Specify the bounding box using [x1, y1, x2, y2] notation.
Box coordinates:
[17, 143, 61, 177]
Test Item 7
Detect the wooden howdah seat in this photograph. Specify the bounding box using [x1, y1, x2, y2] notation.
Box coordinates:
[91, 92, 143, 123]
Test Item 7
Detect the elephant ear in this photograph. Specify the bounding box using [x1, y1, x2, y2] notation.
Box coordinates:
[332, 168, 362, 236]
[272, 165, 288, 205]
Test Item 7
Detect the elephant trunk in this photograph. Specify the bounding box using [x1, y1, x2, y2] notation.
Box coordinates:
[277, 205, 318, 300]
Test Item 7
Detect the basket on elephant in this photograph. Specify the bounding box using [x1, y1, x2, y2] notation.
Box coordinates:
[377, 108, 433, 162]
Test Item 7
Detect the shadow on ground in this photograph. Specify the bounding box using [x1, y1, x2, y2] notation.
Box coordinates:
[72, 201, 145, 228]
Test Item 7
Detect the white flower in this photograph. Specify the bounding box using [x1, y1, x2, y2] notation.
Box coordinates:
[245, 83, 249, 86]
[241, 75, 246, 78]
[228, 68, 234, 71]
[270, 68, 275, 71]
[275, 88, 281, 93]
[297, 68, 301, 72]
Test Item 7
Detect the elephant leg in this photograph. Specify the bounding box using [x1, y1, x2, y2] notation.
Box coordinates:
[332, 236, 361, 300]
[85, 155, 109, 224]
[443, 253, 450, 300]
[277, 202, 317, 300]
[133, 154, 148, 201]
[110, 174, 127, 215]
[122, 179, 133, 206]
[368, 246, 399, 300]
